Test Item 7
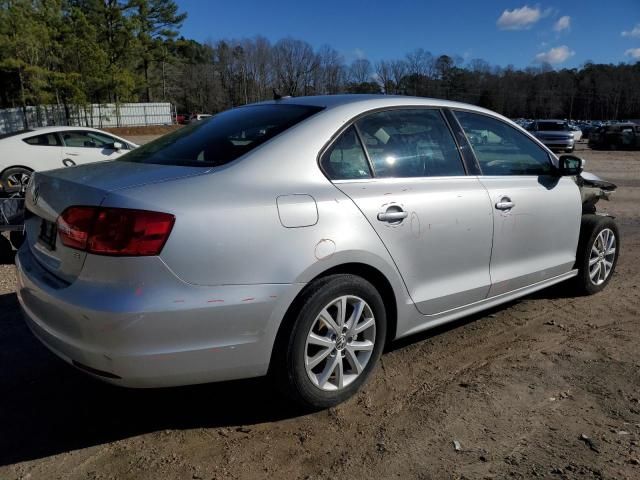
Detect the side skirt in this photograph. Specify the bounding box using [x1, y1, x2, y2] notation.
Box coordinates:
[397, 269, 578, 339]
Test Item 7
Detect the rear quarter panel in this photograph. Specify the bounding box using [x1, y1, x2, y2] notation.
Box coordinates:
[99, 110, 417, 336]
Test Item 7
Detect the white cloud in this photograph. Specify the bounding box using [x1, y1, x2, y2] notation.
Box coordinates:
[534, 45, 575, 64]
[497, 5, 542, 30]
[553, 16, 571, 32]
[625, 48, 640, 59]
[622, 24, 640, 38]
[353, 48, 366, 59]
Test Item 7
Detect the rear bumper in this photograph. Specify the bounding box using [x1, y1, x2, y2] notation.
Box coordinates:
[16, 245, 304, 387]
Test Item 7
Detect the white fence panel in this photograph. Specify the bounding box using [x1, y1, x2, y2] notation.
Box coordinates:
[0, 103, 174, 134]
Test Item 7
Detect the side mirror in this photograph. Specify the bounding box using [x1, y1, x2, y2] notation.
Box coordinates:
[111, 141, 123, 151]
[558, 154, 584, 176]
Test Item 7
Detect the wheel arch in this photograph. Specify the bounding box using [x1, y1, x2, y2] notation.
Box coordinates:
[268, 262, 399, 374]
[1, 165, 34, 176]
[0, 165, 34, 192]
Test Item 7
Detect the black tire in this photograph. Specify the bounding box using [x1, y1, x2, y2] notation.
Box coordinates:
[9, 230, 25, 249]
[566, 147, 574, 153]
[272, 274, 387, 410]
[573, 215, 620, 295]
[1, 167, 32, 195]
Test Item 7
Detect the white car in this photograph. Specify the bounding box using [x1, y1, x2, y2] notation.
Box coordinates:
[0, 127, 138, 194]
[570, 125, 583, 141]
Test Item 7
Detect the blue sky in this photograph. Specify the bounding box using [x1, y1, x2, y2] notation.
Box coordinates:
[175, 1, 640, 68]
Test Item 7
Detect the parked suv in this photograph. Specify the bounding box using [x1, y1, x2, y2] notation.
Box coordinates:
[589, 123, 640, 150]
[16, 96, 619, 409]
[527, 120, 575, 152]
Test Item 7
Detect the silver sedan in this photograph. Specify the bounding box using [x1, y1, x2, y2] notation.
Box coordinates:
[16, 95, 619, 409]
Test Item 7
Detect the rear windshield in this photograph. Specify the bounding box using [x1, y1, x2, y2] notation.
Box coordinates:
[120, 104, 323, 167]
[537, 121, 569, 131]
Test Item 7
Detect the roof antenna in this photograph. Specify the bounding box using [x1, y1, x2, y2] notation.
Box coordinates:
[273, 89, 291, 100]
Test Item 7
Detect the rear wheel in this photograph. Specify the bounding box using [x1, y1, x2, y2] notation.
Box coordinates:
[574, 215, 619, 295]
[1, 167, 32, 195]
[273, 274, 386, 409]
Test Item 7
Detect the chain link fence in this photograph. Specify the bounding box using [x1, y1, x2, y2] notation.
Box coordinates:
[0, 103, 175, 134]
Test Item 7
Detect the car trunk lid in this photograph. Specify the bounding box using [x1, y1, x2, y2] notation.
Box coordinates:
[24, 161, 207, 283]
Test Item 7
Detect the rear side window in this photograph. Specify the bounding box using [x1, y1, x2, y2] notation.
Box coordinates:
[122, 104, 323, 167]
[355, 109, 465, 178]
[320, 126, 372, 180]
[455, 111, 553, 176]
[23, 133, 61, 146]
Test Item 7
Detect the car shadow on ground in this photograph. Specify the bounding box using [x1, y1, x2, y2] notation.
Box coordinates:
[0, 291, 299, 466]
[0, 280, 580, 466]
[387, 280, 579, 353]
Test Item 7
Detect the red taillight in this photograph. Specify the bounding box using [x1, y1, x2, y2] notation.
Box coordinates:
[57, 207, 175, 256]
[57, 207, 96, 250]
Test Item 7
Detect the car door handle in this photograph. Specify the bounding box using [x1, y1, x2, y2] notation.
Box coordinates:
[64, 152, 80, 156]
[377, 210, 408, 223]
[495, 197, 515, 210]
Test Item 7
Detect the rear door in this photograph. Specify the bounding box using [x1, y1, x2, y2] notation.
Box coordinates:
[21, 132, 63, 169]
[60, 130, 126, 166]
[453, 110, 581, 297]
[322, 108, 494, 316]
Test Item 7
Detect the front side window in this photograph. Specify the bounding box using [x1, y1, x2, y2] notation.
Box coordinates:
[61, 131, 116, 149]
[320, 126, 371, 180]
[455, 111, 553, 176]
[23, 133, 62, 146]
[355, 109, 465, 178]
[122, 104, 323, 167]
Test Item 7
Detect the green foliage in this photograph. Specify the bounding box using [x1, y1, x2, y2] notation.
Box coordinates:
[0, 1, 639, 121]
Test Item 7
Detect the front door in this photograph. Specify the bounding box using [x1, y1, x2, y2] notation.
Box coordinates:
[453, 110, 582, 297]
[60, 130, 126, 166]
[320, 109, 494, 316]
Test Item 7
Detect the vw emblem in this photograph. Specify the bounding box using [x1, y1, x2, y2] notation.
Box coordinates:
[32, 184, 40, 205]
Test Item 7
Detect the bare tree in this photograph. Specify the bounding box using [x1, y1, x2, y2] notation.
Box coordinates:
[375, 60, 394, 94]
[405, 48, 433, 95]
[316, 45, 345, 94]
[390, 60, 407, 94]
[272, 38, 319, 96]
[349, 58, 372, 84]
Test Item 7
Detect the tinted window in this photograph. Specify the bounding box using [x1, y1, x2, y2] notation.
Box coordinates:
[61, 131, 117, 148]
[355, 109, 465, 178]
[455, 111, 553, 176]
[320, 126, 371, 180]
[122, 104, 323, 167]
[23, 133, 61, 146]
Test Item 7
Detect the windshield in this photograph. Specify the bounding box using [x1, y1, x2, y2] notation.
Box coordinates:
[537, 121, 569, 132]
[120, 104, 323, 167]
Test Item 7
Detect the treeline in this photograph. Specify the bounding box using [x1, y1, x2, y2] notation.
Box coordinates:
[2, 0, 640, 122]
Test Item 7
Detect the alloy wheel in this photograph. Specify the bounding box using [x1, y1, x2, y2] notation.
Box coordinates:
[588, 228, 616, 286]
[304, 295, 376, 391]
[5, 171, 31, 192]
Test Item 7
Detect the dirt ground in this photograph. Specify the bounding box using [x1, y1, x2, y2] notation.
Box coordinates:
[1, 143, 639, 480]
